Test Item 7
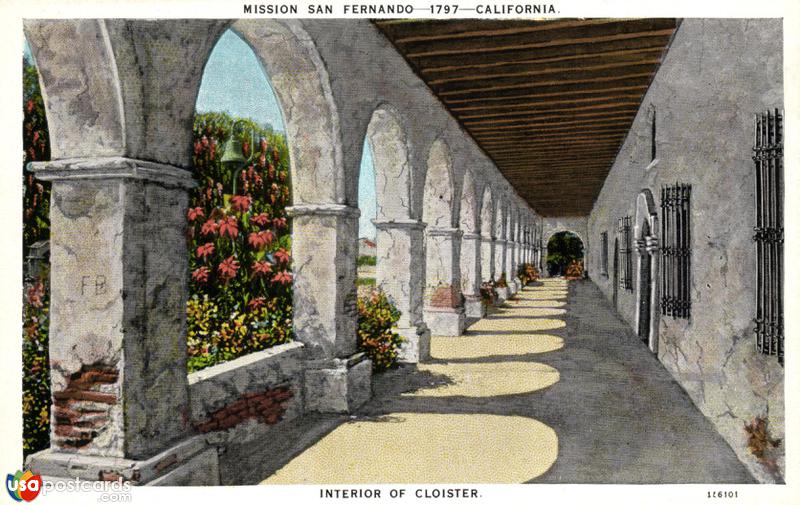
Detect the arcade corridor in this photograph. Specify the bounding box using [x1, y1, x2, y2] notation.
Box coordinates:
[261, 279, 752, 484]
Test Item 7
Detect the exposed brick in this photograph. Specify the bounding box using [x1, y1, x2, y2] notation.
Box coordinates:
[193, 386, 293, 433]
[52, 363, 118, 450]
[154, 454, 178, 473]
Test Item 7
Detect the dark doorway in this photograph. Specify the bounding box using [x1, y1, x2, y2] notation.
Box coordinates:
[546, 231, 584, 277]
[637, 221, 652, 343]
[613, 238, 619, 307]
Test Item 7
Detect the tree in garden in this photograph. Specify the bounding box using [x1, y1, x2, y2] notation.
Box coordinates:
[546, 231, 584, 277]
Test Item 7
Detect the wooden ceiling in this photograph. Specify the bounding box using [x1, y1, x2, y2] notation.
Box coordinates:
[373, 18, 678, 216]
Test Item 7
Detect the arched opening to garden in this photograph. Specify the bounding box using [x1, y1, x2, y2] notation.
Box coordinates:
[187, 28, 292, 372]
[358, 106, 427, 363]
[546, 231, 585, 278]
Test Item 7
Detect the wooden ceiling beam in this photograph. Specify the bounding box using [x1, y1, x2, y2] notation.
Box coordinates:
[438, 70, 656, 96]
[428, 57, 662, 86]
[467, 117, 633, 132]
[421, 46, 667, 76]
[446, 83, 650, 107]
[460, 105, 639, 123]
[401, 22, 677, 58]
[384, 19, 628, 44]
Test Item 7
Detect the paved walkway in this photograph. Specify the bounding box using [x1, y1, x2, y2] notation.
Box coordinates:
[262, 278, 753, 484]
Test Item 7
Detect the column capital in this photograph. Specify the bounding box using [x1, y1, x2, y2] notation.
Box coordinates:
[30, 156, 196, 189]
[287, 203, 360, 218]
[494, 238, 508, 245]
[462, 232, 481, 240]
[372, 218, 426, 231]
[427, 226, 463, 238]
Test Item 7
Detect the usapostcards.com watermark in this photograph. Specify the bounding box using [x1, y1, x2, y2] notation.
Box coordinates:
[42, 478, 132, 502]
[7, 471, 132, 503]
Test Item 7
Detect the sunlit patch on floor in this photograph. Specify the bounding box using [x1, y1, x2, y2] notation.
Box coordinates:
[407, 361, 559, 397]
[491, 307, 567, 318]
[431, 333, 564, 359]
[261, 413, 558, 484]
[468, 317, 566, 332]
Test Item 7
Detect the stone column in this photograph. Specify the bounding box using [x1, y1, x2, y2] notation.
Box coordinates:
[373, 219, 430, 362]
[288, 204, 372, 413]
[506, 240, 518, 295]
[493, 238, 509, 301]
[424, 227, 466, 336]
[480, 235, 494, 283]
[460, 232, 485, 318]
[27, 158, 218, 485]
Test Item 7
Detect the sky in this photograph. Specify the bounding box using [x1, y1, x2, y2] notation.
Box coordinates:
[195, 29, 377, 239]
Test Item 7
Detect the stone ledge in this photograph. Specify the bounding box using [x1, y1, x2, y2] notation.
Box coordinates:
[187, 342, 306, 426]
[27, 435, 215, 485]
[286, 203, 360, 218]
[372, 219, 426, 230]
[427, 226, 463, 238]
[28, 157, 196, 189]
[462, 232, 481, 240]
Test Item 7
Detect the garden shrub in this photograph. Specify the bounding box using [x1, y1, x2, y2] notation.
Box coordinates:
[495, 272, 508, 288]
[517, 262, 539, 285]
[479, 281, 497, 306]
[22, 57, 52, 457]
[187, 112, 294, 372]
[356, 289, 403, 372]
[357, 255, 377, 267]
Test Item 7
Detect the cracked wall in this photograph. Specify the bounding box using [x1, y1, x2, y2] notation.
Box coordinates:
[587, 19, 784, 482]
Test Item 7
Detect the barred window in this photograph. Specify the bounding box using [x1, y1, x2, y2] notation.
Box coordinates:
[600, 232, 608, 277]
[753, 109, 783, 364]
[618, 216, 632, 291]
[660, 183, 691, 319]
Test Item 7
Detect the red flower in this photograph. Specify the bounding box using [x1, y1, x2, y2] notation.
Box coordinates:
[248, 230, 274, 250]
[251, 213, 270, 227]
[187, 207, 205, 222]
[248, 297, 266, 310]
[272, 217, 288, 230]
[260, 138, 268, 153]
[200, 219, 218, 236]
[230, 195, 251, 213]
[196, 242, 215, 260]
[191, 266, 210, 283]
[26, 99, 34, 114]
[274, 248, 291, 265]
[251, 261, 273, 277]
[218, 256, 240, 283]
[26, 280, 45, 308]
[219, 216, 239, 239]
[272, 271, 293, 285]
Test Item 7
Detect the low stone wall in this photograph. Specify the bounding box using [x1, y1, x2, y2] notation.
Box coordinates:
[187, 342, 306, 484]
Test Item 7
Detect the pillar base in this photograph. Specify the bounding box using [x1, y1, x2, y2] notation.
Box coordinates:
[303, 353, 372, 413]
[512, 278, 522, 292]
[464, 295, 486, 318]
[424, 306, 466, 336]
[26, 435, 219, 486]
[397, 324, 431, 363]
[494, 286, 509, 304]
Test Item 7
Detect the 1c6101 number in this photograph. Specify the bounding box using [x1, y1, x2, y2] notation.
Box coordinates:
[429, 5, 458, 14]
[708, 491, 738, 498]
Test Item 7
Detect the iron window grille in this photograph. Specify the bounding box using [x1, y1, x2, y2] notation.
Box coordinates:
[618, 216, 633, 291]
[753, 109, 783, 365]
[660, 183, 691, 319]
[600, 231, 609, 277]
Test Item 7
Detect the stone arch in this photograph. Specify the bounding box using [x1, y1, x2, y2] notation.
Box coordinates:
[544, 231, 586, 277]
[422, 138, 464, 336]
[479, 186, 495, 282]
[365, 104, 428, 361]
[459, 170, 483, 317]
[229, 20, 343, 205]
[635, 189, 660, 354]
[365, 104, 413, 221]
[422, 138, 455, 227]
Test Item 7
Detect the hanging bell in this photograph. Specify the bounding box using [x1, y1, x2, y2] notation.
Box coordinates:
[220, 137, 247, 168]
